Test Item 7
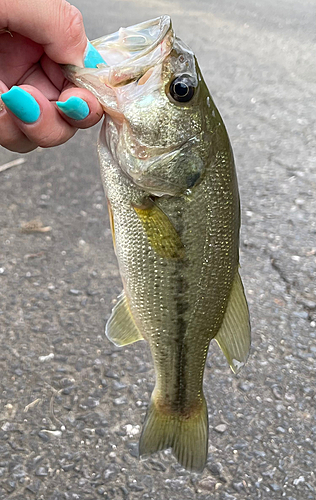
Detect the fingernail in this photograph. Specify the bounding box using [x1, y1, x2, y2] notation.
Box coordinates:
[1, 86, 40, 123]
[84, 41, 107, 68]
[56, 96, 90, 120]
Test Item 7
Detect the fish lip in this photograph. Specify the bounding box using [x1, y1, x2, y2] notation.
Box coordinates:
[90, 16, 174, 86]
[61, 16, 175, 117]
[94, 15, 172, 62]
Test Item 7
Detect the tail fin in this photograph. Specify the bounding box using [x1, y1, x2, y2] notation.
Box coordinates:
[139, 396, 208, 472]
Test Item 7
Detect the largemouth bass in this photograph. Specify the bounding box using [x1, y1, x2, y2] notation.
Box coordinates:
[63, 16, 250, 472]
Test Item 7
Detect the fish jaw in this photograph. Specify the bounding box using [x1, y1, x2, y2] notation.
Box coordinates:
[62, 16, 174, 116]
[62, 16, 211, 196]
[91, 15, 174, 86]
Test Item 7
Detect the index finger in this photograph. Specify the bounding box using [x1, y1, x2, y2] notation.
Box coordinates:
[0, 0, 87, 66]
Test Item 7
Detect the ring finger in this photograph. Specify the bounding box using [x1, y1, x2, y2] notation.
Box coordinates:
[0, 83, 77, 150]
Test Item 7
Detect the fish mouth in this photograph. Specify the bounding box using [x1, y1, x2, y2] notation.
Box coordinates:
[90, 16, 173, 87]
[62, 16, 174, 119]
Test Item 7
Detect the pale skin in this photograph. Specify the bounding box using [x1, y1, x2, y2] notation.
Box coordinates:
[0, 0, 103, 153]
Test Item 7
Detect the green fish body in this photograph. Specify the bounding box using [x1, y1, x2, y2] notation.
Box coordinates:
[63, 16, 250, 472]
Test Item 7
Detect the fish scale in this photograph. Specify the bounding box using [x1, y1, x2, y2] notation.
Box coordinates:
[100, 119, 239, 434]
[63, 15, 250, 472]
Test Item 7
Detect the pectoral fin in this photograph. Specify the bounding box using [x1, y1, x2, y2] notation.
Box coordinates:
[132, 200, 185, 260]
[106, 292, 143, 346]
[215, 271, 251, 373]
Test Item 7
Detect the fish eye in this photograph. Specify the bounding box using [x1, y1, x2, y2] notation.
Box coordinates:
[168, 75, 196, 103]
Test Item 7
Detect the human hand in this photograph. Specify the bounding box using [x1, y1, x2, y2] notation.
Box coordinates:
[0, 0, 105, 153]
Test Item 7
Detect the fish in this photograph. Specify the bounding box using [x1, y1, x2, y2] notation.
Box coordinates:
[62, 15, 251, 472]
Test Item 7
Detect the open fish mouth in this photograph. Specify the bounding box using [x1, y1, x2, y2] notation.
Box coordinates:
[62, 15, 202, 195]
[86, 16, 173, 87]
[62, 16, 174, 117]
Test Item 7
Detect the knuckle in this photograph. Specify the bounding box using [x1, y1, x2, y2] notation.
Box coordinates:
[36, 127, 74, 148]
[61, 4, 85, 48]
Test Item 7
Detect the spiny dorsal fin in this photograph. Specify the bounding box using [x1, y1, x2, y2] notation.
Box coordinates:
[106, 292, 143, 346]
[215, 271, 251, 373]
[132, 199, 185, 260]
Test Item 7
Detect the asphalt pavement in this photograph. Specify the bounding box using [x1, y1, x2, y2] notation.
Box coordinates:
[0, 0, 316, 498]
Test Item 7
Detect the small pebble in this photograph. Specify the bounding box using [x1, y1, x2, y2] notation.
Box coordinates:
[293, 311, 309, 319]
[148, 459, 166, 472]
[103, 464, 118, 481]
[300, 299, 316, 310]
[40, 429, 62, 438]
[232, 482, 244, 492]
[222, 494, 237, 500]
[128, 443, 139, 458]
[276, 426, 286, 434]
[238, 382, 253, 392]
[112, 380, 127, 390]
[285, 393, 296, 403]
[253, 450, 266, 458]
[61, 463, 75, 472]
[272, 387, 282, 399]
[35, 467, 48, 476]
[1, 422, 12, 432]
[38, 431, 50, 442]
[105, 370, 119, 379]
[293, 476, 305, 486]
[207, 461, 223, 475]
[114, 396, 127, 406]
[199, 478, 217, 491]
[214, 424, 227, 433]
[270, 483, 282, 492]
[233, 442, 248, 450]
[95, 428, 105, 437]
[26, 481, 41, 493]
[38, 353, 54, 362]
[128, 483, 144, 492]
[97, 487, 107, 495]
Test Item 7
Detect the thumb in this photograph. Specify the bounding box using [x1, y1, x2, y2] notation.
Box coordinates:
[1, 0, 87, 66]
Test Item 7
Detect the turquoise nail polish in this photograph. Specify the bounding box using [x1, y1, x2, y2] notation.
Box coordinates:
[84, 41, 107, 68]
[56, 96, 89, 120]
[1, 86, 40, 123]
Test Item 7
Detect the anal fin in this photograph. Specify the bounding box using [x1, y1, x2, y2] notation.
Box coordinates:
[106, 292, 143, 346]
[215, 271, 251, 373]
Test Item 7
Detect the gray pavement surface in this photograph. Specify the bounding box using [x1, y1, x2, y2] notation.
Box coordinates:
[0, 0, 316, 498]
